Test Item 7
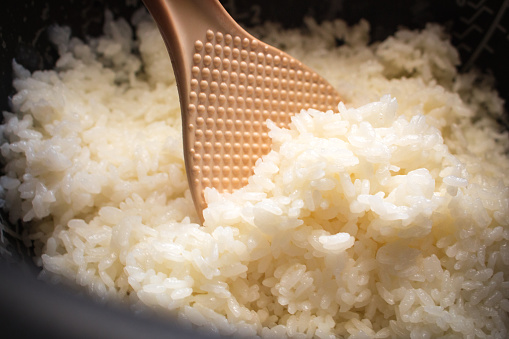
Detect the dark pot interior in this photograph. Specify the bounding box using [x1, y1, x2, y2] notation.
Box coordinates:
[1, 0, 508, 338]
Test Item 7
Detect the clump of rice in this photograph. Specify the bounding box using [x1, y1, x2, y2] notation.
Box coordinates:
[1, 9, 508, 338]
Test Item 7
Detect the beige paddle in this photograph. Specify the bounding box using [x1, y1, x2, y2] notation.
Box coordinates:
[143, 0, 341, 220]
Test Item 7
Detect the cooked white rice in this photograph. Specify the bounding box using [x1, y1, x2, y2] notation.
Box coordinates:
[1, 9, 508, 338]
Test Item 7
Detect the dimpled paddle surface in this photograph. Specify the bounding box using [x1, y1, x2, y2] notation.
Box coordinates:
[187, 29, 341, 212]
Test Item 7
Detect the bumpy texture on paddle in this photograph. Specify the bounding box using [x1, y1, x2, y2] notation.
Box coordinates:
[187, 29, 341, 209]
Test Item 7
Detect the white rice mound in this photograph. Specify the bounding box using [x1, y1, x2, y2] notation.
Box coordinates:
[1, 10, 509, 339]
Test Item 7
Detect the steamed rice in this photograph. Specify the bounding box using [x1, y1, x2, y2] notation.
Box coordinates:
[1, 9, 509, 338]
